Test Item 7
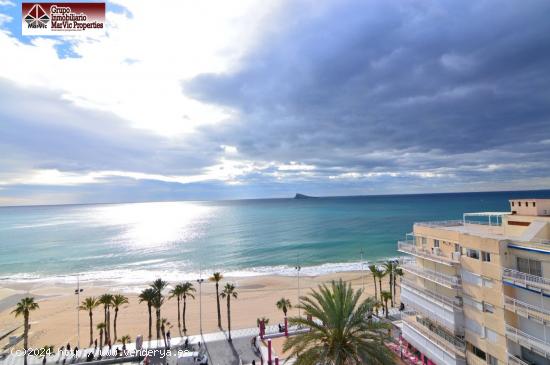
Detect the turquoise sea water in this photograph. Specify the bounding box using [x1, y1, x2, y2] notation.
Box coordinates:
[1, 190, 549, 285]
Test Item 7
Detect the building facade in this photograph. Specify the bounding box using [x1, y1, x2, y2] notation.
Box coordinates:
[397, 199, 550, 365]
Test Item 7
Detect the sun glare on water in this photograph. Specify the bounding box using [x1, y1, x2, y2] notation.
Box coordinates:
[88, 201, 216, 250]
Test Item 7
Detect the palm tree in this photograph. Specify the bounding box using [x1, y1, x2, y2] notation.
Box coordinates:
[256, 317, 270, 327]
[150, 279, 168, 340]
[96, 323, 106, 352]
[219, 283, 238, 341]
[112, 294, 129, 341]
[283, 280, 393, 365]
[180, 282, 195, 333]
[368, 264, 379, 301]
[138, 288, 156, 341]
[120, 334, 131, 346]
[151, 294, 164, 340]
[381, 291, 392, 318]
[383, 261, 395, 307]
[98, 294, 114, 344]
[79, 297, 99, 346]
[376, 266, 386, 298]
[160, 318, 171, 348]
[39, 345, 54, 363]
[169, 284, 183, 331]
[276, 298, 292, 318]
[209, 272, 223, 328]
[11, 297, 39, 365]
[393, 266, 403, 302]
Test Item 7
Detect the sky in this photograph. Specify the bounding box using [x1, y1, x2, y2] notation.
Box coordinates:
[1, 0, 550, 205]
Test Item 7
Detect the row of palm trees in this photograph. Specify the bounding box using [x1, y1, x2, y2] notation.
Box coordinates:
[79, 293, 129, 346]
[368, 260, 403, 307]
[137, 273, 240, 341]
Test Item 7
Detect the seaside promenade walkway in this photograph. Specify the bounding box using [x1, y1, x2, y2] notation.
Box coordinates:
[0, 325, 279, 365]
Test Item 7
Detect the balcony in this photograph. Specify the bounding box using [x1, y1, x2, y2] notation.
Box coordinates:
[507, 353, 531, 365]
[402, 262, 461, 289]
[502, 268, 550, 294]
[402, 314, 466, 362]
[414, 220, 464, 228]
[504, 295, 550, 324]
[506, 324, 550, 358]
[402, 320, 467, 365]
[398, 240, 461, 266]
[400, 280, 463, 333]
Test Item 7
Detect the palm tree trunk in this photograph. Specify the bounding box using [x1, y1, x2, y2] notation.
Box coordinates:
[216, 282, 221, 328]
[89, 311, 94, 346]
[182, 296, 187, 332]
[24, 313, 29, 365]
[114, 308, 118, 341]
[177, 297, 181, 330]
[385, 300, 389, 318]
[227, 298, 232, 341]
[372, 276, 378, 301]
[389, 272, 394, 307]
[104, 306, 108, 345]
[147, 304, 152, 341]
[393, 275, 397, 300]
[99, 329, 103, 354]
[378, 278, 382, 297]
[156, 309, 161, 340]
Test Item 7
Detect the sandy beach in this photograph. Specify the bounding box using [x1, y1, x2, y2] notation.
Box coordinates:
[0, 271, 398, 350]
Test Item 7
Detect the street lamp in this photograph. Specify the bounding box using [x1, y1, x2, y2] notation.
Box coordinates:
[360, 249, 365, 291]
[295, 259, 301, 320]
[197, 277, 204, 334]
[74, 274, 83, 348]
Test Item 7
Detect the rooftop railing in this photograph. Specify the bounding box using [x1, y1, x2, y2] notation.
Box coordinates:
[414, 220, 464, 228]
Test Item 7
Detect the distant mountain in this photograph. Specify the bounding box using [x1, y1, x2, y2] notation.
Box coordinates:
[294, 193, 317, 199]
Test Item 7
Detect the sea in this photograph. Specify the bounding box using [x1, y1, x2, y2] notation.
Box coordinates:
[1, 190, 549, 286]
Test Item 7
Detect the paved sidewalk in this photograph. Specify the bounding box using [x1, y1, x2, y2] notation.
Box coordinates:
[0, 326, 277, 365]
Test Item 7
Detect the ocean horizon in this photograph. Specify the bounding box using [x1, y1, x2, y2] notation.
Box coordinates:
[1, 189, 550, 286]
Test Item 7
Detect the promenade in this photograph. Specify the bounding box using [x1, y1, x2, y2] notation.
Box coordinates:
[0, 325, 282, 365]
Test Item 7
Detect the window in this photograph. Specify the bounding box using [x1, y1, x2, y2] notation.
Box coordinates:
[469, 344, 486, 360]
[465, 317, 483, 336]
[454, 243, 460, 253]
[421, 236, 427, 245]
[463, 295, 482, 310]
[511, 201, 515, 206]
[517, 257, 542, 277]
[533, 202, 536, 207]
[519, 202, 522, 206]
[434, 239, 440, 248]
[482, 277, 494, 288]
[464, 248, 480, 260]
[483, 302, 495, 313]
[485, 327, 498, 343]
[481, 251, 491, 262]
[461, 269, 482, 286]
[487, 355, 498, 365]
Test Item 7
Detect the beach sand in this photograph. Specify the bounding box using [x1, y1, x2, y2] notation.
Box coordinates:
[0, 271, 399, 349]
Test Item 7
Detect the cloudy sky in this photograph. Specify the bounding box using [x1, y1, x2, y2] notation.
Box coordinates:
[1, 0, 550, 205]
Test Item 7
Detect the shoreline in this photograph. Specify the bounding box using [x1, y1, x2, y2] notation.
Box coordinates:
[0, 256, 405, 290]
[0, 270, 399, 349]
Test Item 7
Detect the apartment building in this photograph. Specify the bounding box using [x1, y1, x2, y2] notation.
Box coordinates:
[397, 199, 550, 365]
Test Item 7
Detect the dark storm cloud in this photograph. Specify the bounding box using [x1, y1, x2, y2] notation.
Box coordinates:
[185, 0, 550, 181]
[0, 79, 219, 177]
